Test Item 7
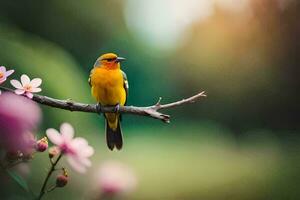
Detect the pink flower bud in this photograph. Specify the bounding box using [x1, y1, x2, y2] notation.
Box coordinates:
[48, 146, 60, 158]
[56, 174, 68, 187]
[35, 137, 48, 152]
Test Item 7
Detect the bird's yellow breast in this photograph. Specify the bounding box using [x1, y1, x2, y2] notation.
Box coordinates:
[90, 67, 126, 106]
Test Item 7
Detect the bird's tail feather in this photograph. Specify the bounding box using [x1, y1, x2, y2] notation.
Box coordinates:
[105, 119, 123, 151]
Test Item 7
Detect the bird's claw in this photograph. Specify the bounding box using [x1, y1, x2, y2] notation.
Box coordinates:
[114, 104, 120, 113]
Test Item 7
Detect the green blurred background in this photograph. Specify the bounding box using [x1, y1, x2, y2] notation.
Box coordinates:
[0, 0, 299, 199]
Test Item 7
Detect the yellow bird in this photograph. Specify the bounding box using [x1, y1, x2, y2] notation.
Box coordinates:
[89, 53, 128, 150]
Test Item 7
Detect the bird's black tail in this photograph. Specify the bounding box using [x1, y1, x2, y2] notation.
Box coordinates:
[105, 119, 123, 151]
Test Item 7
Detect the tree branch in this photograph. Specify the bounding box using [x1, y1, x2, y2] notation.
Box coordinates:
[0, 86, 206, 123]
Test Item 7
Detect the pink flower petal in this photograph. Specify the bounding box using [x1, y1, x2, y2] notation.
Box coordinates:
[21, 74, 30, 85]
[71, 137, 88, 147]
[0, 66, 6, 72]
[30, 78, 42, 87]
[0, 90, 1, 95]
[80, 157, 91, 167]
[46, 128, 63, 145]
[67, 156, 86, 173]
[10, 80, 23, 89]
[25, 92, 33, 99]
[60, 123, 74, 141]
[31, 87, 42, 93]
[15, 89, 25, 95]
[75, 145, 94, 158]
[81, 146, 94, 157]
[71, 137, 94, 157]
[0, 78, 6, 84]
[5, 70, 14, 77]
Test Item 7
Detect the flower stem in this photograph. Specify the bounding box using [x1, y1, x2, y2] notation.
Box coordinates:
[37, 154, 62, 200]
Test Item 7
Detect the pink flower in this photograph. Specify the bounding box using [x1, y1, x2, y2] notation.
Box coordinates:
[46, 123, 94, 173]
[0, 93, 41, 152]
[10, 74, 42, 99]
[0, 66, 14, 84]
[0, 66, 14, 95]
[97, 161, 137, 196]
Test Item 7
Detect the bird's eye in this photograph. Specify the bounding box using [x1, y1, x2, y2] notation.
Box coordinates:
[106, 58, 115, 62]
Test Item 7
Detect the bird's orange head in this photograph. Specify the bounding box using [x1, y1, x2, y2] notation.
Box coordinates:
[94, 53, 126, 69]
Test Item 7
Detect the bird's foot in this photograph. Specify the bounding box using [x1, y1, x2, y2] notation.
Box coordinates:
[96, 103, 102, 115]
[114, 104, 120, 113]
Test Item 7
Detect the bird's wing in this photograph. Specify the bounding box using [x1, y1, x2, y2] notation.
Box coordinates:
[122, 70, 129, 105]
[88, 68, 94, 87]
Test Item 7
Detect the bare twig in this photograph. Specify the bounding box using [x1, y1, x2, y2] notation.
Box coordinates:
[0, 86, 206, 123]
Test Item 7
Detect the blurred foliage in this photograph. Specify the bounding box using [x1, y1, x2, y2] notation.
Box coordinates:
[0, 0, 299, 199]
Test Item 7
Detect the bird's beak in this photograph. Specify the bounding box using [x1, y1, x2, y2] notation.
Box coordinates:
[116, 57, 126, 63]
